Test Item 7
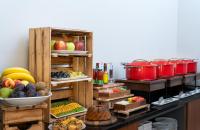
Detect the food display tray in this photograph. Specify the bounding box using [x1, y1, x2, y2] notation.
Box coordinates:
[114, 104, 150, 116]
[114, 100, 146, 111]
[51, 101, 87, 119]
[51, 76, 88, 81]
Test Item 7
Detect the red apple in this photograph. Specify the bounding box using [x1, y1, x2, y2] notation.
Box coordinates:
[75, 41, 85, 51]
[2, 78, 15, 88]
[14, 80, 21, 86]
[54, 41, 66, 50]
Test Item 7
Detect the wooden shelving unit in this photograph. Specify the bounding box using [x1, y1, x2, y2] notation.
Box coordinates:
[28, 27, 93, 122]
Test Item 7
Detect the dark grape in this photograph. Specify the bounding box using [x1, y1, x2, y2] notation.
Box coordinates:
[14, 84, 25, 91]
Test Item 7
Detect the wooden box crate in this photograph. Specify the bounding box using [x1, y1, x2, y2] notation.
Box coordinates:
[4, 121, 44, 130]
[29, 27, 93, 122]
[0, 103, 47, 130]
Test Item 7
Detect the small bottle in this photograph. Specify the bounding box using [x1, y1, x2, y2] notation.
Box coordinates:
[103, 63, 109, 84]
[98, 69, 104, 85]
[95, 63, 100, 84]
[109, 64, 114, 83]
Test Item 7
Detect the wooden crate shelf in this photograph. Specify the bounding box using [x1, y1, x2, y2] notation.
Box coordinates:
[51, 77, 92, 86]
[51, 53, 92, 57]
[29, 27, 93, 122]
[0, 103, 47, 130]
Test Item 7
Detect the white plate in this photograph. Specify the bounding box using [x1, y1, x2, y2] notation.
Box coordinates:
[0, 92, 52, 107]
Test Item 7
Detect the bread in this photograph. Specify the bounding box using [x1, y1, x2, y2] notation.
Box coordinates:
[86, 105, 111, 121]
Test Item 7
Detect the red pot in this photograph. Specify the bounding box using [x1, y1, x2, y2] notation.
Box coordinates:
[125, 60, 157, 81]
[182, 59, 197, 73]
[151, 60, 175, 78]
[169, 59, 187, 75]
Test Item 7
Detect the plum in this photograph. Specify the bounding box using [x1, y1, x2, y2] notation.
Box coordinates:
[11, 91, 26, 98]
[26, 89, 37, 97]
[14, 84, 25, 91]
[26, 83, 36, 91]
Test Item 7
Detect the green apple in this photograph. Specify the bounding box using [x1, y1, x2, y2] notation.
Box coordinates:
[0, 88, 13, 98]
[50, 40, 56, 50]
[66, 42, 75, 51]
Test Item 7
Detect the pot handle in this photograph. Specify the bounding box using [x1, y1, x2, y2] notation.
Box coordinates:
[180, 58, 199, 61]
[169, 58, 179, 61]
[132, 59, 148, 62]
[123, 65, 140, 69]
[121, 62, 128, 66]
[152, 59, 167, 61]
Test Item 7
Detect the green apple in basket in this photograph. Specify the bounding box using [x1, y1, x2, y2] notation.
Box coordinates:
[66, 42, 75, 51]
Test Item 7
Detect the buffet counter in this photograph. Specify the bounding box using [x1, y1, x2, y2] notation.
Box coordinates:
[86, 91, 200, 130]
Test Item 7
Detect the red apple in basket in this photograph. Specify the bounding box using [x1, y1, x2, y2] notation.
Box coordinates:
[54, 41, 66, 50]
[75, 41, 85, 51]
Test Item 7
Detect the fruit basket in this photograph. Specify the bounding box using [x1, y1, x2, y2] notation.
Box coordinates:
[0, 92, 52, 107]
[51, 100, 87, 119]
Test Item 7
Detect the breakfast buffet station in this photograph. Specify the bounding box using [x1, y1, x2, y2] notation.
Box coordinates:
[0, 27, 200, 130]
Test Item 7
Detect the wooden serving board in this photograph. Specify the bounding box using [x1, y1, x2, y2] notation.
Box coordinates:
[85, 116, 117, 126]
[114, 104, 150, 116]
[96, 94, 134, 102]
[93, 83, 125, 90]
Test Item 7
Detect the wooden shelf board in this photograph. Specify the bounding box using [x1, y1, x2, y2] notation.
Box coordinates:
[51, 77, 92, 86]
[51, 53, 92, 58]
[51, 27, 92, 33]
[93, 83, 125, 90]
[114, 104, 150, 116]
[96, 94, 134, 102]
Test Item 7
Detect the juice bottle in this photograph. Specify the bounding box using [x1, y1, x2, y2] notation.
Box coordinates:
[103, 63, 109, 84]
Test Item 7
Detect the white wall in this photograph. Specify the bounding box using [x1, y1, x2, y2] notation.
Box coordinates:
[178, 0, 200, 71]
[0, 0, 178, 78]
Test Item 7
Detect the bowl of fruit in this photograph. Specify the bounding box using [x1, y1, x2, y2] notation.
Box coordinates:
[0, 67, 51, 107]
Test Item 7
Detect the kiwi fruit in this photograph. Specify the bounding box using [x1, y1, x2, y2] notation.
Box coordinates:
[35, 82, 46, 91]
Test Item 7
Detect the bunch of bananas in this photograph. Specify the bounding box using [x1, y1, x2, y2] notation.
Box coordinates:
[1, 67, 35, 83]
[51, 102, 83, 116]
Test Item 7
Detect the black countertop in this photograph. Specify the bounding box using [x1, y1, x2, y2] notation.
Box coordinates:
[85, 92, 200, 130]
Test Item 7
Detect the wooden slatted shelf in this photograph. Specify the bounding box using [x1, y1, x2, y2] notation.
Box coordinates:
[93, 83, 125, 90]
[29, 27, 93, 123]
[51, 53, 92, 57]
[96, 94, 134, 102]
[51, 77, 92, 86]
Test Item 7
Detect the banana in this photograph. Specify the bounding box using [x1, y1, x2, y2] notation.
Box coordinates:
[3, 72, 35, 83]
[1, 67, 30, 77]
